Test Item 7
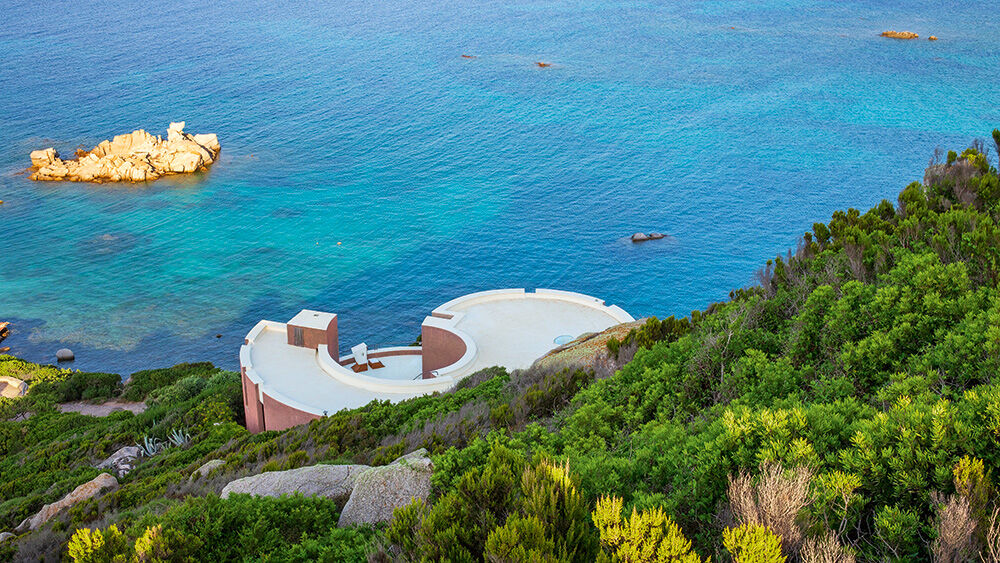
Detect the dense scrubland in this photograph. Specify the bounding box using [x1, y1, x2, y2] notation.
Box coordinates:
[2, 132, 1000, 561]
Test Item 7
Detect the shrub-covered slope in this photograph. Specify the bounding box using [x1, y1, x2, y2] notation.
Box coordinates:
[2, 133, 999, 561]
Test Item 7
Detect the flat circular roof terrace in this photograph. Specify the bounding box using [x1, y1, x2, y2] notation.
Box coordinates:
[429, 289, 634, 374]
[240, 289, 633, 432]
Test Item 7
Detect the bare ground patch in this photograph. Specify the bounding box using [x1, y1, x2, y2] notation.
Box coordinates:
[58, 400, 146, 417]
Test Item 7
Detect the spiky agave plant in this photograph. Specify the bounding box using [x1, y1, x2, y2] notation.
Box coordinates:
[167, 428, 191, 447]
[137, 435, 163, 457]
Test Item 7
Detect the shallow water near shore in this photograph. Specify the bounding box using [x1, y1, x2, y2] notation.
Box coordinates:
[1, 0, 998, 374]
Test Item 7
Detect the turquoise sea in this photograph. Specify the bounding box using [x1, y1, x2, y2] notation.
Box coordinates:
[1, 0, 998, 374]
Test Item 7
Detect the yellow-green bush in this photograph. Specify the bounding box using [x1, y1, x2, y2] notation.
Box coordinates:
[722, 524, 785, 563]
[592, 495, 705, 563]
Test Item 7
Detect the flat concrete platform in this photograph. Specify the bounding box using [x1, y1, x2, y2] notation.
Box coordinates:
[451, 296, 626, 372]
[246, 327, 425, 415]
[241, 289, 633, 421]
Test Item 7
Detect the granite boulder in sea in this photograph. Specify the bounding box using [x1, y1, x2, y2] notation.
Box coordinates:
[29, 122, 220, 183]
[880, 30, 919, 39]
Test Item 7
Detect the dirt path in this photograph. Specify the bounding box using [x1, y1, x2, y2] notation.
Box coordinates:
[58, 400, 147, 416]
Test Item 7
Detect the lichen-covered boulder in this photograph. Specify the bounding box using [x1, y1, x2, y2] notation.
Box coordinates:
[220, 463, 370, 500]
[338, 449, 433, 527]
[15, 473, 118, 533]
[96, 446, 141, 478]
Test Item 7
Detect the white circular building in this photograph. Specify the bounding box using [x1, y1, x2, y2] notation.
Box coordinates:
[239, 289, 633, 432]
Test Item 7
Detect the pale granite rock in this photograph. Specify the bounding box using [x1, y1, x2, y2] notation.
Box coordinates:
[0, 376, 27, 399]
[29, 123, 220, 183]
[338, 449, 433, 527]
[191, 459, 226, 480]
[221, 464, 370, 500]
[29, 148, 58, 168]
[15, 473, 118, 532]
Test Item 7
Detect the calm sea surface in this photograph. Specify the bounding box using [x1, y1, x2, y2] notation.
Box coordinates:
[1, 0, 997, 374]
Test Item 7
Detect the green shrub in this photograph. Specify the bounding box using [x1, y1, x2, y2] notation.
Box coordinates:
[723, 524, 785, 563]
[592, 495, 705, 563]
[67, 525, 130, 563]
[125, 493, 372, 560]
[484, 515, 559, 562]
[872, 505, 922, 561]
[606, 316, 691, 359]
[122, 362, 218, 401]
[0, 354, 71, 386]
[30, 371, 121, 402]
[147, 375, 207, 406]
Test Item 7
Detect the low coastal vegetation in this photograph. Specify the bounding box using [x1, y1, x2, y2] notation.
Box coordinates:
[2, 132, 1000, 560]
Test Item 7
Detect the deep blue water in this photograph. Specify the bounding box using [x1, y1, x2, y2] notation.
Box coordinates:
[1, 0, 997, 375]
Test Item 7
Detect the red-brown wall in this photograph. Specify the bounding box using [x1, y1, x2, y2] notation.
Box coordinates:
[261, 393, 321, 431]
[243, 368, 320, 433]
[287, 317, 338, 351]
[241, 368, 265, 434]
[421, 325, 467, 376]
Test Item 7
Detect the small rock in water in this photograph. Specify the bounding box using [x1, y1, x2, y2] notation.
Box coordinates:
[648, 232, 665, 240]
[880, 30, 918, 39]
[56, 348, 74, 362]
[631, 233, 650, 242]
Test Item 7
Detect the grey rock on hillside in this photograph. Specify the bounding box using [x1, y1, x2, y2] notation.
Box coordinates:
[96, 446, 141, 478]
[338, 449, 433, 527]
[191, 459, 226, 480]
[16, 473, 118, 533]
[220, 463, 370, 500]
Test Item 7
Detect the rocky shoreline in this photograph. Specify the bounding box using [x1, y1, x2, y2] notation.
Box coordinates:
[29, 122, 220, 183]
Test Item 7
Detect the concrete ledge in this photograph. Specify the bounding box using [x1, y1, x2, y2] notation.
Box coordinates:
[432, 288, 526, 314]
[368, 346, 422, 358]
[605, 304, 635, 323]
[244, 320, 270, 346]
[317, 345, 458, 393]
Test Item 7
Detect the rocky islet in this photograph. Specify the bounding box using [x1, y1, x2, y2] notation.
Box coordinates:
[28, 122, 220, 183]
